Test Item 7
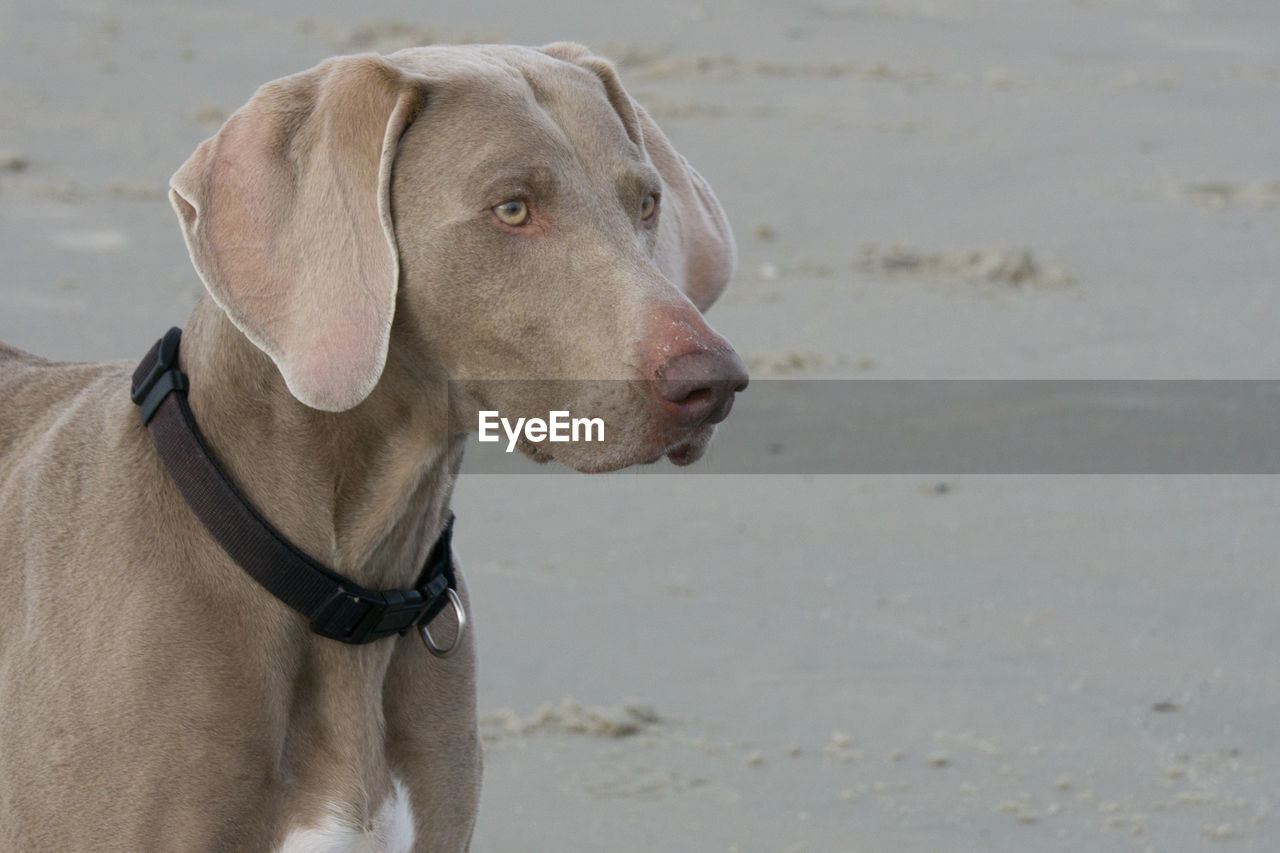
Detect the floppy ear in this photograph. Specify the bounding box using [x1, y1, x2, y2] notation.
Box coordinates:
[541, 42, 737, 312]
[170, 55, 427, 411]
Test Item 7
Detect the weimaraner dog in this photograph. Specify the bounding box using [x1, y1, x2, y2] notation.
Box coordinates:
[0, 43, 746, 851]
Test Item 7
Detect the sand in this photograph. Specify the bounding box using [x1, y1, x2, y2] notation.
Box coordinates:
[2, 1, 1277, 850]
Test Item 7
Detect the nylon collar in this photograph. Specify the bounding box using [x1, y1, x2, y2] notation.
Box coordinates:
[130, 327, 461, 650]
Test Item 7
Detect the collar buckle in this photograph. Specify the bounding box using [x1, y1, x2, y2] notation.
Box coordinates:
[311, 586, 438, 644]
[130, 327, 187, 425]
[133, 327, 460, 647]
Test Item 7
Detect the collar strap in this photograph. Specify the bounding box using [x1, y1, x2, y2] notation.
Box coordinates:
[131, 327, 459, 648]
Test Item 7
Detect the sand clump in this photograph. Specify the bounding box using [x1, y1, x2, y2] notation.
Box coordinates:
[1179, 181, 1280, 211]
[481, 697, 661, 741]
[0, 151, 29, 173]
[742, 350, 847, 377]
[628, 95, 727, 120]
[858, 243, 1075, 288]
[300, 19, 496, 54]
[602, 43, 955, 87]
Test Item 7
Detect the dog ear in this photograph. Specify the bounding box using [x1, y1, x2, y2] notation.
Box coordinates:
[541, 42, 737, 313]
[170, 55, 427, 412]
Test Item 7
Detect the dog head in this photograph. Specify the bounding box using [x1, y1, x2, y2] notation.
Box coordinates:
[170, 44, 747, 472]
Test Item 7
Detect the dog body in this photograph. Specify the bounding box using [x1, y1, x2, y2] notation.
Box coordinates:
[0, 43, 744, 851]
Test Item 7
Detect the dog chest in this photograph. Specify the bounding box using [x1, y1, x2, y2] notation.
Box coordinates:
[276, 778, 414, 853]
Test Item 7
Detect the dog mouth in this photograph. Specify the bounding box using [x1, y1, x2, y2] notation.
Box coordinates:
[523, 422, 716, 471]
[661, 425, 715, 466]
[508, 420, 716, 472]
[485, 379, 733, 473]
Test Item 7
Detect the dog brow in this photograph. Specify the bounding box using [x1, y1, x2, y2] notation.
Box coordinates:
[475, 164, 560, 202]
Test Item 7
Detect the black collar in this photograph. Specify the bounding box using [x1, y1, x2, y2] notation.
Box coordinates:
[130, 327, 461, 652]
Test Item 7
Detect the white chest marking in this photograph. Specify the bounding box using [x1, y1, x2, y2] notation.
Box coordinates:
[277, 778, 415, 853]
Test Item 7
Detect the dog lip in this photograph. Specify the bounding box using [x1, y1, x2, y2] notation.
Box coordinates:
[705, 392, 736, 425]
[664, 439, 703, 466]
[659, 422, 717, 466]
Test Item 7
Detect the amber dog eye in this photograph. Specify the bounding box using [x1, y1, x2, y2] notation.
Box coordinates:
[640, 193, 657, 220]
[493, 200, 530, 226]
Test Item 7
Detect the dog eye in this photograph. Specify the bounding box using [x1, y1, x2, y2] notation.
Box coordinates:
[493, 200, 530, 227]
[640, 193, 658, 220]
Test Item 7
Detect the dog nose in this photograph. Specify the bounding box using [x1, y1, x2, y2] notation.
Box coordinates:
[653, 348, 749, 427]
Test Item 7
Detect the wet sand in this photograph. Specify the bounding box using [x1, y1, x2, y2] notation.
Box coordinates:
[2, 1, 1277, 849]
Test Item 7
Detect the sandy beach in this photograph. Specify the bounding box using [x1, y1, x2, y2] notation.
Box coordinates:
[2, 1, 1277, 850]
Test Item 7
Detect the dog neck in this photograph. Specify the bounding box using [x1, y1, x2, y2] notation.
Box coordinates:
[177, 296, 463, 592]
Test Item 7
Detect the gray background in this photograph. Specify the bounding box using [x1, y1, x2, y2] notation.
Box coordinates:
[2, 1, 1277, 850]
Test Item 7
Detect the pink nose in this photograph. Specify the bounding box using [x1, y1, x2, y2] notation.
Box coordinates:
[652, 348, 749, 427]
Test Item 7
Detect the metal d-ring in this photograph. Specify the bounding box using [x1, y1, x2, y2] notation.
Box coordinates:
[420, 587, 466, 658]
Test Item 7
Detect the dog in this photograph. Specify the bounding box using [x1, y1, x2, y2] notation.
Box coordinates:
[0, 42, 746, 851]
